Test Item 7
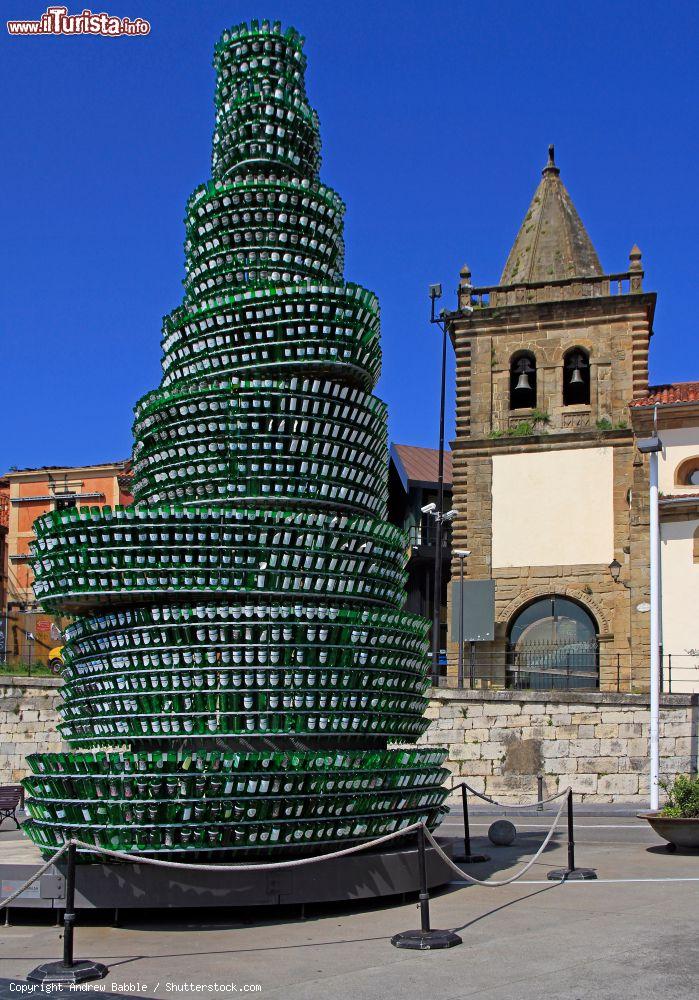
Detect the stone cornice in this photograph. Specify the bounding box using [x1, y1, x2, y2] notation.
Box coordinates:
[659, 496, 699, 520]
[0, 674, 63, 688]
[450, 428, 633, 455]
[427, 687, 698, 708]
[447, 291, 656, 338]
[631, 400, 699, 432]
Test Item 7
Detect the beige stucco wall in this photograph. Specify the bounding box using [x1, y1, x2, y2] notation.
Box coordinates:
[491, 447, 615, 568]
[658, 426, 699, 494]
[661, 517, 699, 692]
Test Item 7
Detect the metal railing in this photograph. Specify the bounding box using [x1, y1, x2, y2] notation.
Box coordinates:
[661, 653, 699, 694]
[441, 647, 699, 694]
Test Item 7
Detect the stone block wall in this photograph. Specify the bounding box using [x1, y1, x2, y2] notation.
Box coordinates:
[419, 688, 698, 803]
[0, 675, 64, 784]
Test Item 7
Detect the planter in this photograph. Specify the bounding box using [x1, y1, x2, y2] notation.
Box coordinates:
[637, 811, 699, 851]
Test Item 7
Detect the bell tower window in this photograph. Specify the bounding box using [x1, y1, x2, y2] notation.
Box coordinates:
[563, 348, 590, 406]
[510, 352, 537, 410]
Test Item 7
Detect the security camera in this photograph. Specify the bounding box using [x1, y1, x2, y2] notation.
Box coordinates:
[421, 502, 437, 514]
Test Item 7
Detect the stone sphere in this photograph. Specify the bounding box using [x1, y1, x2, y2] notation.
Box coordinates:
[488, 819, 516, 846]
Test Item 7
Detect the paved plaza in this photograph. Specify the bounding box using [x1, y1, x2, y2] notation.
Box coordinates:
[1, 807, 697, 999]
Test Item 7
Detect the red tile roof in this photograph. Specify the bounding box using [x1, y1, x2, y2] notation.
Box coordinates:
[1, 459, 130, 476]
[391, 444, 453, 487]
[631, 382, 699, 407]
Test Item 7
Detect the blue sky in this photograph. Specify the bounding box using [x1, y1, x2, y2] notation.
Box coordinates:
[2, 0, 698, 472]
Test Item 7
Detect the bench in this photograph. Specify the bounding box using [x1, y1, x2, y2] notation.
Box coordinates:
[0, 785, 23, 829]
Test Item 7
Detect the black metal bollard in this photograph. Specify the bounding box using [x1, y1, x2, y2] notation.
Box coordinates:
[27, 842, 109, 985]
[63, 842, 76, 968]
[417, 826, 431, 933]
[452, 784, 490, 863]
[547, 790, 597, 881]
[391, 826, 462, 950]
[537, 775, 544, 813]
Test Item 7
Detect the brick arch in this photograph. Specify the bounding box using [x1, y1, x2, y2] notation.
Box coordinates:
[675, 455, 699, 486]
[558, 340, 594, 360]
[498, 586, 612, 635]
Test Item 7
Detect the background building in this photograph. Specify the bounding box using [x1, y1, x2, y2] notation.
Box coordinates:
[447, 147, 659, 692]
[1, 461, 132, 667]
[388, 444, 452, 657]
[0, 483, 8, 617]
[631, 383, 699, 692]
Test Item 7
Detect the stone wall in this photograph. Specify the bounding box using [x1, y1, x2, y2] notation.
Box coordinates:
[419, 688, 698, 803]
[0, 675, 64, 784]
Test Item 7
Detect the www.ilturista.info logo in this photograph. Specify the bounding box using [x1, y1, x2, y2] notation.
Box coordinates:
[7, 5, 150, 35]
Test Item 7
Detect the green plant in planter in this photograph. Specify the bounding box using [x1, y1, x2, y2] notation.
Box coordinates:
[660, 775, 699, 818]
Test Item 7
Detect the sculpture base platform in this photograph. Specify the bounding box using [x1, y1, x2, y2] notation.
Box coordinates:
[0, 838, 455, 911]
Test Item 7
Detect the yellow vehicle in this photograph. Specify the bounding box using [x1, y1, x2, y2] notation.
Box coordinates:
[48, 646, 64, 672]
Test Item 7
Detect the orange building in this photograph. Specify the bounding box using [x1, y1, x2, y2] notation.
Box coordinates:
[0, 482, 9, 617]
[1, 461, 132, 666]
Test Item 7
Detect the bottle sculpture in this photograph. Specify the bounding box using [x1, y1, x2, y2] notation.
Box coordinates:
[23, 20, 448, 860]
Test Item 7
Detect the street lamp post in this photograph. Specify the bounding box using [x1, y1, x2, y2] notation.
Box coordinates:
[428, 284, 449, 686]
[638, 419, 663, 811]
[421, 502, 458, 686]
[454, 549, 470, 688]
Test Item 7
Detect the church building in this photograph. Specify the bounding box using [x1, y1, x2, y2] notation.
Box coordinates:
[446, 146, 656, 691]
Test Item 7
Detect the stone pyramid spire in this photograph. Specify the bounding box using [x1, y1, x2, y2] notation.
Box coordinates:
[500, 145, 603, 285]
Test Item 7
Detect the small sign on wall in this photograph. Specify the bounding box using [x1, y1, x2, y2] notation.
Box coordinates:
[450, 579, 496, 642]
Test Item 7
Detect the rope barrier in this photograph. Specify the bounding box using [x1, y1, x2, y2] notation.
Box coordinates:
[455, 780, 570, 809]
[70, 822, 425, 871]
[424, 792, 568, 886]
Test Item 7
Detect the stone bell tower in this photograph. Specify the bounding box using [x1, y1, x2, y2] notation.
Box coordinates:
[447, 147, 657, 691]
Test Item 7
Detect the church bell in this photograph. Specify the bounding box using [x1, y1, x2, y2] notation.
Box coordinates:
[569, 367, 584, 385]
[515, 371, 532, 391]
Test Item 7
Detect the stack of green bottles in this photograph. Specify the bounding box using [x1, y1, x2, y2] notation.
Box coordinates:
[182, 177, 346, 297]
[24, 748, 448, 859]
[31, 506, 408, 610]
[22, 19, 449, 862]
[161, 283, 381, 390]
[130, 376, 389, 510]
